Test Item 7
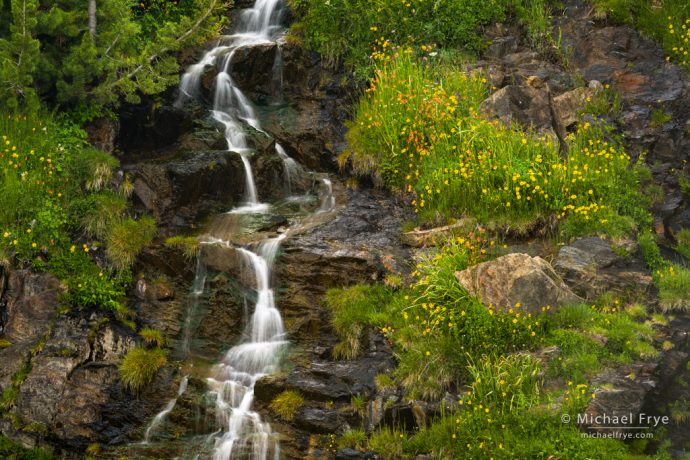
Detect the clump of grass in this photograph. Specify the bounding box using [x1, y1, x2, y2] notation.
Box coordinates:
[0, 435, 55, 460]
[639, 231, 690, 312]
[106, 216, 156, 270]
[0, 339, 12, 349]
[374, 373, 396, 392]
[368, 427, 407, 460]
[326, 284, 396, 359]
[656, 264, 690, 312]
[73, 192, 127, 240]
[676, 228, 690, 259]
[339, 428, 367, 450]
[118, 347, 167, 392]
[466, 353, 543, 412]
[650, 108, 673, 128]
[270, 390, 304, 421]
[139, 328, 165, 347]
[164, 235, 200, 261]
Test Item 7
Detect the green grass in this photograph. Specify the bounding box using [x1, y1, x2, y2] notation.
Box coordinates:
[0, 436, 55, 460]
[343, 51, 651, 235]
[0, 113, 155, 314]
[639, 231, 690, 312]
[118, 347, 167, 393]
[676, 229, 690, 260]
[269, 390, 304, 421]
[339, 428, 367, 450]
[139, 328, 165, 347]
[164, 235, 200, 261]
[106, 216, 156, 270]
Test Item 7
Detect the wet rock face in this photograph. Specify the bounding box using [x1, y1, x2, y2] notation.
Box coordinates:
[455, 253, 582, 314]
[130, 150, 245, 230]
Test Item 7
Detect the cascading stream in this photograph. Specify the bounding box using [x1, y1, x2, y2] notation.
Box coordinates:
[177, 0, 286, 214]
[173, 1, 301, 458]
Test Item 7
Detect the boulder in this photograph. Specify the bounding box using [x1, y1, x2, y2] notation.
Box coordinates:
[552, 86, 599, 128]
[480, 84, 558, 141]
[455, 253, 582, 313]
[293, 407, 343, 434]
[553, 237, 652, 300]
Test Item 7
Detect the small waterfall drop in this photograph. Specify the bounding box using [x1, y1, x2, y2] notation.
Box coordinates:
[181, 255, 208, 355]
[318, 178, 336, 213]
[142, 376, 190, 444]
[275, 143, 301, 194]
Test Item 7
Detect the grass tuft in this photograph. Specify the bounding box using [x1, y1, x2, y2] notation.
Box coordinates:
[270, 390, 304, 421]
[118, 347, 167, 393]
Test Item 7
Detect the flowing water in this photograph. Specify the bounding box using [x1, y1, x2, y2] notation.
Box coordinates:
[143, 0, 336, 458]
[143, 376, 190, 444]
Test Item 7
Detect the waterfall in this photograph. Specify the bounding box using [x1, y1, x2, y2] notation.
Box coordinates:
[318, 178, 336, 213]
[209, 234, 287, 460]
[142, 376, 190, 444]
[181, 255, 208, 355]
[176, 1, 292, 458]
[177, 0, 286, 214]
[275, 143, 301, 195]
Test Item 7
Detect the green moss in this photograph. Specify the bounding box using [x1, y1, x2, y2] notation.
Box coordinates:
[269, 390, 304, 421]
[118, 347, 167, 393]
[0, 339, 12, 349]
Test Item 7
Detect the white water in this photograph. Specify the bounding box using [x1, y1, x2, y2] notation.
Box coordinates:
[318, 178, 336, 213]
[176, 1, 289, 458]
[178, 0, 285, 214]
[181, 255, 208, 354]
[275, 143, 301, 194]
[142, 376, 189, 444]
[209, 234, 287, 460]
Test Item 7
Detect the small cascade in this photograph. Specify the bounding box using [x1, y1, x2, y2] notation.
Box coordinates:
[271, 43, 284, 103]
[318, 178, 336, 213]
[142, 376, 190, 444]
[275, 143, 301, 194]
[177, 0, 286, 214]
[181, 255, 208, 355]
[208, 234, 287, 460]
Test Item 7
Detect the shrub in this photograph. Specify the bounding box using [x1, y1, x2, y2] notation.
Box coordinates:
[270, 390, 304, 421]
[118, 347, 167, 392]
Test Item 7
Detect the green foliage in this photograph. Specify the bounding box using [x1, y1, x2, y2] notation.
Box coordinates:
[105, 216, 156, 270]
[0, 338, 11, 348]
[339, 428, 367, 450]
[0, 435, 55, 460]
[269, 390, 304, 421]
[344, 52, 650, 235]
[118, 346, 167, 392]
[164, 235, 200, 261]
[288, 0, 507, 73]
[638, 231, 690, 311]
[676, 229, 690, 260]
[406, 409, 629, 459]
[466, 353, 543, 412]
[650, 108, 673, 127]
[326, 284, 396, 359]
[0, 0, 230, 112]
[367, 427, 407, 460]
[139, 328, 165, 347]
